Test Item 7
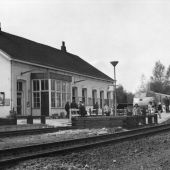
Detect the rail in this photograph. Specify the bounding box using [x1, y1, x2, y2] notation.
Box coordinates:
[1, 123, 170, 168]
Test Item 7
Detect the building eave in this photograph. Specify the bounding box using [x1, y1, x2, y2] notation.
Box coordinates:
[0, 49, 12, 61]
[12, 58, 114, 83]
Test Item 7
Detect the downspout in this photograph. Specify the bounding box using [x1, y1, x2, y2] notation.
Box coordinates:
[30, 74, 32, 116]
[10, 60, 13, 111]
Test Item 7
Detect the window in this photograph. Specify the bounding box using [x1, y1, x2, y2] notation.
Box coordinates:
[92, 90, 97, 106]
[51, 92, 55, 107]
[32, 80, 40, 109]
[62, 93, 66, 107]
[67, 93, 71, 102]
[0, 92, 5, 106]
[41, 80, 48, 91]
[56, 92, 61, 107]
[56, 80, 61, 92]
[50, 79, 71, 108]
[82, 88, 87, 105]
[33, 92, 40, 108]
[33, 80, 39, 91]
[51, 79, 55, 91]
[17, 82, 23, 91]
[62, 82, 66, 92]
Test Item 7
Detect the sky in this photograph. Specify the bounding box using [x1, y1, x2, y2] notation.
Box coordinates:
[1, 0, 170, 93]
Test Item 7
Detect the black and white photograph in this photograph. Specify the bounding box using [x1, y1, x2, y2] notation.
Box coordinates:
[1, 0, 170, 169]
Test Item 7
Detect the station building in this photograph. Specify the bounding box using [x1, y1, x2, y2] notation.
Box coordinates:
[0, 27, 114, 118]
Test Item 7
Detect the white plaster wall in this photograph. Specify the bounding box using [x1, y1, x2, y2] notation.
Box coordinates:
[11, 61, 113, 117]
[11, 61, 48, 116]
[72, 74, 113, 100]
[0, 53, 11, 117]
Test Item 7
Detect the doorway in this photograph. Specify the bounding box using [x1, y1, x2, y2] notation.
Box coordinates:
[17, 81, 25, 115]
[41, 92, 49, 116]
[72, 87, 78, 103]
[17, 92, 22, 115]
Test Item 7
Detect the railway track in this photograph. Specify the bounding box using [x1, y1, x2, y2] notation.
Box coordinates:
[0, 126, 72, 137]
[1, 123, 170, 168]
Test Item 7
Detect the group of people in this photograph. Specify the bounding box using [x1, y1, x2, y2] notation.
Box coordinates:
[65, 100, 87, 118]
[133, 101, 163, 119]
[65, 100, 111, 118]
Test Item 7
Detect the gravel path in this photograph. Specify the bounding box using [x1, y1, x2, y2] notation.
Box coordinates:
[4, 131, 170, 170]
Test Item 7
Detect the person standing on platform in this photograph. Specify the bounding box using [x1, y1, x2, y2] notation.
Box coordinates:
[93, 102, 99, 115]
[79, 101, 87, 117]
[148, 101, 153, 115]
[164, 96, 170, 113]
[157, 102, 162, 119]
[104, 103, 110, 116]
[70, 99, 78, 115]
[133, 104, 141, 116]
[65, 101, 70, 118]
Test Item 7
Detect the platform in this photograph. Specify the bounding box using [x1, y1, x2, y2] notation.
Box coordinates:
[0, 124, 51, 132]
[158, 112, 170, 124]
[17, 118, 71, 127]
[1, 112, 170, 132]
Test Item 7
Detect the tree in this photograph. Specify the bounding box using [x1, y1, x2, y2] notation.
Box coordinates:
[139, 74, 147, 92]
[152, 60, 165, 82]
[116, 85, 134, 104]
[150, 81, 164, 93]
[116, 85, 127, 103]
[166, 65, 170, 80]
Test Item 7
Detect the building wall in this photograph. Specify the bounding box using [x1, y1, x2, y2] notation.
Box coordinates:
[11, 61, 113, 117]
[11, 61, 48, 116]
[0, 52, 11, 117]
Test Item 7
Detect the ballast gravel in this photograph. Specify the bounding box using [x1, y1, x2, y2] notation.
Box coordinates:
[4, 130, 170, 170]
[0, 127, 122, 149]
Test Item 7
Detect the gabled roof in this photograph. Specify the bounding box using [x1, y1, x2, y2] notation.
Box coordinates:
[0, 31, 113, 82]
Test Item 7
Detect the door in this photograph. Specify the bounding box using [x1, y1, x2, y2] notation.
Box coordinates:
[82, 88, 87, 105]
[92, 90, 97, 106]
[100, 91, 104, 108]
[72, 87, 78, 103]
[17, 81, 25, 115]
[41, 92, 49, 116]
[17, 92, 22, 115]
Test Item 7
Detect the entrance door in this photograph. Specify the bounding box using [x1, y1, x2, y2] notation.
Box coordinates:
[17, 92, 22, 115]
[100, 91, 104, 108]
[92, 90, 97, 106]
[41, 92, 49, 116]
[17, 81, 25, 115]
[72, 87, 78, 103]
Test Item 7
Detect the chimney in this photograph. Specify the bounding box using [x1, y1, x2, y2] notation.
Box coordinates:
[61, 41, 67, 52]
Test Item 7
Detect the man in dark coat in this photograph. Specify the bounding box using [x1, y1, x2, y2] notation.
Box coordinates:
[164, 96, 170, 113]
[79, 101, 87, 117]
[93, 102, 99, 115]
[70, 99, 79, 115]
[65, 101, 70, 118]
[70, 99, 78, 109]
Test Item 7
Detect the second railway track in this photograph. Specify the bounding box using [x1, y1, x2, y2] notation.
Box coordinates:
[1, 123, 170, 167]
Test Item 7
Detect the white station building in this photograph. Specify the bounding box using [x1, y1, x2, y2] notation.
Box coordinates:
[0, 26, 114, 118]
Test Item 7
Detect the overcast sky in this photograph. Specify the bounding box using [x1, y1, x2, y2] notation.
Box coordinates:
[1, 0, 170, 93]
